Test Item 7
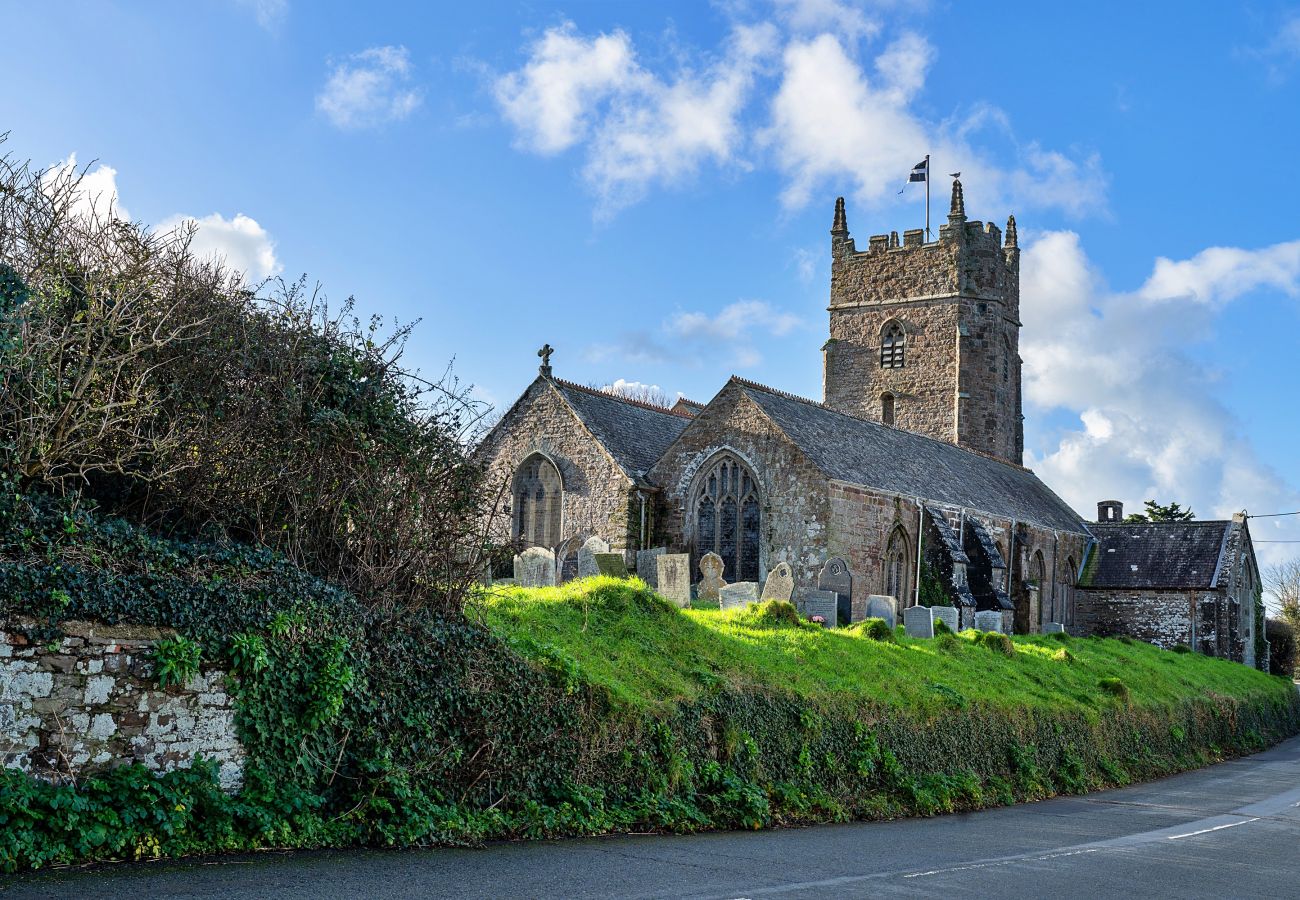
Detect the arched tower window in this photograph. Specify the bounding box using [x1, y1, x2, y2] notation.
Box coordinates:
[885, 526, 911, 604]
[513, 454, 563, 548]
[692, 453, 761, 582]
[880, 321, 905, 369]
[881, 392, 896, 425]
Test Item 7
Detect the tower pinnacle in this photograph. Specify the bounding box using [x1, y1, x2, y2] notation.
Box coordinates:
[831, 196, 848, 235]
[1005, 215, 1018, 248]
[948, 176, 965, 221]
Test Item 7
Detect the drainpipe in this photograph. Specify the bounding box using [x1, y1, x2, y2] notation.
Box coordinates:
[914, 498, 925, 607]
[1007, 520, 1017, 594]
[1051, 530, 1060, 626]
[638, 490, 648, 551]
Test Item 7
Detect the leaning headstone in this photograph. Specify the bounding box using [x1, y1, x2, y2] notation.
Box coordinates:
[904, 605, 934, 639]
[933, 606, 960, 634]
[593, 553, 629, 578]
[514, 547, 557, 588]
[698, 552, 726, 603]
[817, 558, 854, 625]
[657, 554, 691, 608]
[761, 562, 795, 602]
[578, 536, 609, 579]
[1044, 622, 1066, 634]
[554, 536, 583, 584]
[866, 595, 897, 629]
[636, 547, 666, 588]
[796, 589, 839, 628]
[719, 582, 759, 609]
[974, 610, 1004, 634]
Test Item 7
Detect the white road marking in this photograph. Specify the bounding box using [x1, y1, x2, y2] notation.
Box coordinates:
[1167, 817, 1260, 840]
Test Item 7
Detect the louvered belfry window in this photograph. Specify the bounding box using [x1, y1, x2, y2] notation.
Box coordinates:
[513, 454, 563, 548]
[880, 321, 905, 368]
[693, 454, 761, 582]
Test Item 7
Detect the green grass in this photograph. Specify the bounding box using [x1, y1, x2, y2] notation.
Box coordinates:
[476, 576, 1286, 719]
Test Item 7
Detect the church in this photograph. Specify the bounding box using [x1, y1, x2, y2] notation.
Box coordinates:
[474, 180, 1261, 663]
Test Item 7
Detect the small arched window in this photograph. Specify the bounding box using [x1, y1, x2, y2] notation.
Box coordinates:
[885, 526, 910, 603]
[880, 321, 905, 369]
[881, 392, 895, 425]
[1002, 337, 1011, 383]
[513, 454, 563, 548]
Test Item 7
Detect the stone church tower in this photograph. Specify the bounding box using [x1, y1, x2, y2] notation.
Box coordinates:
[821, 180, 1024, 464]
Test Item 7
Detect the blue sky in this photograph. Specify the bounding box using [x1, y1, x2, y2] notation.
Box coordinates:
[4, 0, 1300, 574]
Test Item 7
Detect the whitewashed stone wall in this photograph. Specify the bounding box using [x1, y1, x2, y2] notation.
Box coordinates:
[0, 620, 244, 790]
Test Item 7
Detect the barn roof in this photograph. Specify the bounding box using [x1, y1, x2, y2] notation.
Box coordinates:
[1080, 521, 1232, 590]
[729, 378, 1090, 534]
[552, 379, 691, 478]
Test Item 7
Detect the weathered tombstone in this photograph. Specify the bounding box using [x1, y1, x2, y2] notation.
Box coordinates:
[593, 552, 629, 578]
[933, 606, 960, 634]
[719, 582, 759, 609]
[1044, 622, 1066, 634]
[636, 547, 666, 588]
[513, 547, 557, 588]
[760, 562, 795, 602]
[656, 554, 691, 608]
[817, 558, 854, 625]
[698, 552, 726, 603]
[866, 595, 897, 629]
[578, 536, 609, 579]
[904, 605, 934, 639]
[796, 589, 839, 628]
[974, 610, 1004, 633]
[554, 536, 582, 584]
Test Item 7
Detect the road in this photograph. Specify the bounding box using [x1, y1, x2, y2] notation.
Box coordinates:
[6, 734, 1300, 899]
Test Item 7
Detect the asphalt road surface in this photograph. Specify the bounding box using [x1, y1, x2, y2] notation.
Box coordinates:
[7, 734, 1300, 899]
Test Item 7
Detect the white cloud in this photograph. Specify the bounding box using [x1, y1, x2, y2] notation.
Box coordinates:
[233, 0, 287, 31]
[41, 154, 128, 222]
[1019, 230, 1300, 570]
[157, 212, 281, 281]
[774, 0, 880, 41]
[765, 33, 1106, 216]
[666, 299, 805, 367]
[495, 21, 778, 216]
[316, 46, 423, 130]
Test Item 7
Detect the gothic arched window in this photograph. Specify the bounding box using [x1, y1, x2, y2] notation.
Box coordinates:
[881, 392, 895, 425]
[885, 526, 910, 604]
[1031, 550, 1047, 626]
[513, 454, 563, 548]
[880, 321, 906, 369]
[692, 454, 761, 582]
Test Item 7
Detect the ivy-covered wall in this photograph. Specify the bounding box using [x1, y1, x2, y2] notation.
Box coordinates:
[0, 619, 243, 790]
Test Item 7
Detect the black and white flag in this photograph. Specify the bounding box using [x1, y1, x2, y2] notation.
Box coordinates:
[898, 158, 927, 193]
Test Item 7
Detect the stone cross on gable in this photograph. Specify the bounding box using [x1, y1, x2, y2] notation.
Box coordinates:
[538, 343, 554, 376]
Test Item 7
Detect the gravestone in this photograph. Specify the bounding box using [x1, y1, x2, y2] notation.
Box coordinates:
[796, 589, 839, 628]
[698, 552, 726, 603]
[817, 558, 854, 625]
[554, 536, 583, 584]
[657, 554, 691, 608]
[933, 606, 960, 634]
[578, 537, 609, 579]
[719, 582, 759, 609]
[513, 547, 556, 588]
[761, 562, 795, 602]
[904, 605, 934, 639]
[594, 553, 629, 578]
[636, 547, 666, 588]
[974, 610, 1004, 633]
[1043, 622, 1066, 634]
[866, 595, 896, 629]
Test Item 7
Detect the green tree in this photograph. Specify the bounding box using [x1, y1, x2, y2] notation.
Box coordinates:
[1124, 500, 1195, 523]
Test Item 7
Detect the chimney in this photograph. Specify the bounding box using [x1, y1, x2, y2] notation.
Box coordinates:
[1097, 500, 1123, 523]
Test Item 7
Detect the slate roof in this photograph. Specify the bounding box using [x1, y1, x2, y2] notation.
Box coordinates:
[552, 380, 691, 478]
[1080, 521, 1232, 590]
[730, 378, 1089, 534]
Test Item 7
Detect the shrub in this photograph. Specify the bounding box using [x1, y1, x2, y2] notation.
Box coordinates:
[1172, 644, 1192, 655]
[856, 618, 895, 642]
[1098, 677, 1129, 701]
[1267, 619, 1296, 678]
[979, 632, 1015, 657]
[734, 600, 804, 629]
[152, 635, 202, 688]
[935, 633, 962, 653]
[933, 617, 953, 635]
[1052, 647, 1074, 664]
[1048, 631, 1071, 643]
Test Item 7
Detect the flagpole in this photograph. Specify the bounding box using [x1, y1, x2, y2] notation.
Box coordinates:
[925, 154, 930, 240]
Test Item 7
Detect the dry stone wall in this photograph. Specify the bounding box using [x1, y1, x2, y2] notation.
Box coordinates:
[0, 620, 244, 790]
[1074, 590, 1198, 649]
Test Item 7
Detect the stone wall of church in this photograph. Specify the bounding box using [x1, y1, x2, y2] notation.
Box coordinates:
[475, 378, 639, 560]
[822, 301, 960, 440]
[649, 386, 830, 588]
[826, 482, 922, 613]
[1074, 589, 1199, 649]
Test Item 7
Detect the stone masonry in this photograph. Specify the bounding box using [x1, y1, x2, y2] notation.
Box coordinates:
[823, 187, 1023, 464]
[1, 620, 244, 790]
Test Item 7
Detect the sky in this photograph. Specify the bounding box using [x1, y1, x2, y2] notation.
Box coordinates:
[4, 0, 1300, 583]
